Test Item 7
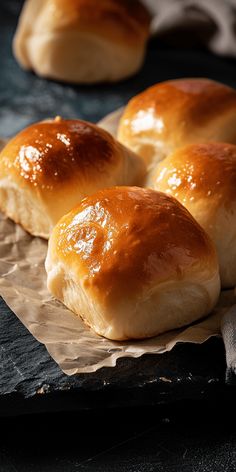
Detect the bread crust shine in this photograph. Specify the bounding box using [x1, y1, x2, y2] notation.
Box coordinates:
[0, 118, 145, 238]
[118, 78, 236, 169]
[46, 186, 220, 340]
[151, 142, 236, 287]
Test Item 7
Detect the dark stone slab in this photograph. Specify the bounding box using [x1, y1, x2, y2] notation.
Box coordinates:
[0, 294, 229, 415]
[1, 0, 236, 416]
[0, 398, 236, 472]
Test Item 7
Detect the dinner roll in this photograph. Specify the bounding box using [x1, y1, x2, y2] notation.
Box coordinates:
[151, 142, 236, 288]
[0, 117, 145, 239]
[13, 0, 150, 83]
[118, 78, 236, 170]
[46, 186, 220, 341]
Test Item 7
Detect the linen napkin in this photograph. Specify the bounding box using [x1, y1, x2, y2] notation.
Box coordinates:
[221, 305, 236, 383]
[143, 0, 236, 57]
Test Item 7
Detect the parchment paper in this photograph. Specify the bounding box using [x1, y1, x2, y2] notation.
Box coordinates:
[0, 115, 235, 376]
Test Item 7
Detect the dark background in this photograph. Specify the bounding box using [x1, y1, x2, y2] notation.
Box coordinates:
[1, 1, 236, 471]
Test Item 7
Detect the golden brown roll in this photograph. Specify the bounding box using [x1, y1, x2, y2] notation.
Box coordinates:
[13, 0, 151, 83]
[118, 78, 236, 170]
[45, 186, 220, 340]
[150, 142, 236, 288]
[0, 117, 145, 238]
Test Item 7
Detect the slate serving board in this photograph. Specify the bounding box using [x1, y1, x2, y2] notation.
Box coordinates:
[0, 296, 228, 416]
[1, 0, 236, 416]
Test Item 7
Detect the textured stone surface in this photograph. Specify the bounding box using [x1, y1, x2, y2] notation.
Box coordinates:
[0, 0, 236, 416]
[1, 399, 236, 472]
[0, 295, 228, 415]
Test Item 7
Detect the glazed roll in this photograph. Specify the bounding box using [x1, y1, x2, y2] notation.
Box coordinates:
[118, 78, 236, 170]
[13, 0, 151, 83]
[0, 117, 145, 238]
[150, 142, 236, 288]
[46, 186, 220, 340]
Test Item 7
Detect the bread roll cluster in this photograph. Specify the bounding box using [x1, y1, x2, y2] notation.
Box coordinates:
[118, 78, 236, 291]
[118, 78, 236, 171]
[2, 77, 235, 341]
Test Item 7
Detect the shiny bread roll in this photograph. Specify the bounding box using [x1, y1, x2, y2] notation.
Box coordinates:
[0, 118, 145, 239]
[45, 186, 220, 341]
[118, 78, 236, 171]
[150, 142, 236, 288]
[13, 0, 150, 83]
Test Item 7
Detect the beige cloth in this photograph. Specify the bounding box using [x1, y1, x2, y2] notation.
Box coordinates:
[143, 0, 236, 57]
